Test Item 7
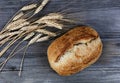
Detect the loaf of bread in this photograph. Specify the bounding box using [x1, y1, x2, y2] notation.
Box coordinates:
[47, 26, 103, 76]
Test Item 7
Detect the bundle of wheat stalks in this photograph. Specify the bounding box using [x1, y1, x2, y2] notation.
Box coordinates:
[0, 0, 73, 76]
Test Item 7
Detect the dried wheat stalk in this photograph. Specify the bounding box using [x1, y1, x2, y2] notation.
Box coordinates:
[0, 0, 73, 76]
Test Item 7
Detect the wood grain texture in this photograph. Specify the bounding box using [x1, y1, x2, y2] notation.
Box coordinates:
[0, 0, 120, 83]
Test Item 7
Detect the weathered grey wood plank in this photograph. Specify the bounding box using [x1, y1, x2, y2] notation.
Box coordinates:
[0, 0, 120, 83]
[1, 69, 120, 83]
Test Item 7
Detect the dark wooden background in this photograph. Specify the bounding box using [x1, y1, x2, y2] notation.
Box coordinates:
[0, 0, 120, 83]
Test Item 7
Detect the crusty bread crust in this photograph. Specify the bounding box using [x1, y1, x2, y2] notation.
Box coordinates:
[47, 26, 103, 76]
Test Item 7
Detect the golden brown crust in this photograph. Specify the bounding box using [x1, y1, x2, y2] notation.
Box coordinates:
[47, 26, 103, 76]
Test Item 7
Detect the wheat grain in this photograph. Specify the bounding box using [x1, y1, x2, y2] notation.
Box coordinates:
[36, 36, 50, 42]
[34, 0, 49, 14]
[12, 12, 24, 21]
[21, 4, 37, 11]
[28, 34, 42, 45]
[36, 29, 56, 36]
[23, 32, 35, 41]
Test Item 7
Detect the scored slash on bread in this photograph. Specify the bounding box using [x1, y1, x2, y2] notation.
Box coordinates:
[47, 26, 103, 76]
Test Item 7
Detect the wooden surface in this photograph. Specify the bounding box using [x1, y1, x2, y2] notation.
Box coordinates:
[0, 0, 120, 83]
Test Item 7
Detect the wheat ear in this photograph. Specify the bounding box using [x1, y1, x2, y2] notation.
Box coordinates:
[36, 36, 50, 42]
[38, 13, 64, 21]
[28, 34, 42, 45]
[6, 19, 26, 30]
[34, 0, 49, 14]
[36, 29, 56, 37]
[35, 19, 63, 29]
[20, 25, 39, 31]
[12, 12, 24, 21]
[21, 4, 37, 11]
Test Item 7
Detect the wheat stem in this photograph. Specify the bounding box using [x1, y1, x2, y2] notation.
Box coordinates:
[0, 45, 26, 71]
[0, 32, 34, 67]
[0, 40, 25, 71]
[18, 44, 29, 76]
[0, 31, 25, 57]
